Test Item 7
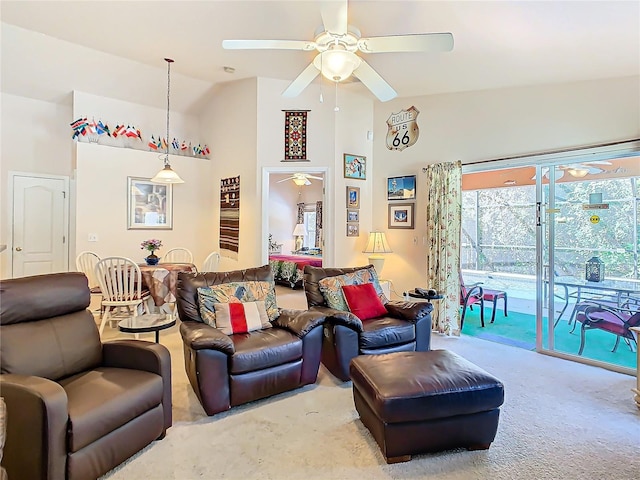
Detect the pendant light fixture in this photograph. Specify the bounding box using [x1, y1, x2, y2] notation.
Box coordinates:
[151, 58, 184, 184]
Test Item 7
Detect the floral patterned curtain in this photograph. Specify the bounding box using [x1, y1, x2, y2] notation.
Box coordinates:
[315, 201, 323, 248]
[296, 202, 304, 224]
[424, 161, 462, 335]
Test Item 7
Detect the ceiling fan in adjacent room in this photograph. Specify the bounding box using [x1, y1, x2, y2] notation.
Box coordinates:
[222, 0, 453, 102]
[534, 161, 613, 180]
[277, 173, 323, 186]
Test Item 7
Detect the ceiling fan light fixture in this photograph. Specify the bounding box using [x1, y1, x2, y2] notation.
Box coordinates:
[567, 167, 589, 178]
[293, 177, 308, 186]
[315, 49, 361, 82]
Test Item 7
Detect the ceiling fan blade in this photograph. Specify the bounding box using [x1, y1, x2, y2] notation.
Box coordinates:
[222, 39, 316, 51]
[321, 0, 348, 35]
[307, 175, 323, 180]
[352, 59, 397, 102]
[277, 177, 295, 183]
[358, 33, 454, 53]
[282, 61, 320, 97]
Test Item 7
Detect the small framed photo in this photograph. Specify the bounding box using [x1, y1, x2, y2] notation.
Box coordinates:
[388, 203, 415, 229]
[347, 209, 359, 223]
[387, 175, 416, 201]
[344, 153, 366, 180]
[346, 186, 360, 209]
[347, 223, 360, 237]
[127, 177, 173, 230]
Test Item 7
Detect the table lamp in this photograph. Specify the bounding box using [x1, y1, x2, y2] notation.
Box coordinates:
[292, 223, 306, 252]
[363, 231, 393, 276]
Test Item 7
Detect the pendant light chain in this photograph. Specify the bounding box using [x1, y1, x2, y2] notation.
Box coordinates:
[150, 57, 184, 184]
[165, 58, 173, 165]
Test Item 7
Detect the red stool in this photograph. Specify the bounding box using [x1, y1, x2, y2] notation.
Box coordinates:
[482, 289, 508, 323]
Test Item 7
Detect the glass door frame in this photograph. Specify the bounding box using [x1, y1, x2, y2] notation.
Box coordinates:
[463, 139, 639, 376]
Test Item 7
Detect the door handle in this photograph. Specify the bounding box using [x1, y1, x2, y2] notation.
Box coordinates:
[15, 247, 22, 251]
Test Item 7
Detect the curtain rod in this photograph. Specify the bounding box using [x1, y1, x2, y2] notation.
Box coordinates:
[421, 138, 639, 172]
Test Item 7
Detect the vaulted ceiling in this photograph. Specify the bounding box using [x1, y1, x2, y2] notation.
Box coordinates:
[1, 1, 638, 113]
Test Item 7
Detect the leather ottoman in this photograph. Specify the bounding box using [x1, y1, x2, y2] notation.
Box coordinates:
[350, 350, 504, 464]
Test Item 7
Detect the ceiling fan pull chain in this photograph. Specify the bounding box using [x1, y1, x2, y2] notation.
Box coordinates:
[334, 82, 340, 112]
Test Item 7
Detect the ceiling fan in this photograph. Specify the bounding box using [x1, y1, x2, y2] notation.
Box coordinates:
[277, 173, 324, 186]
[222, 0, 453, 102]
[533, 161, 613, 180]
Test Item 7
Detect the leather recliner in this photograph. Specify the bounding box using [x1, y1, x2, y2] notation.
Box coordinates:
[0, 272, 172, 480]
[303, 265, 434, 381]
[176, 264, 326, 416]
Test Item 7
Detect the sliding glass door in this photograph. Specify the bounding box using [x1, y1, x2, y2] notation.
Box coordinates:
[540, 158, 639, 372]
[462, 146, 638, 374]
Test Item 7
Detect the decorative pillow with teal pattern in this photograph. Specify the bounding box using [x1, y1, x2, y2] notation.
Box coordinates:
[197, 280, 279, 327]
[318, 267, 388, 311]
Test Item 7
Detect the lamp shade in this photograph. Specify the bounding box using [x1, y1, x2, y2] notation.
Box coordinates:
[151, 164, 184, 184]
[363, 232, 393, 254]
[292, 224, 306, 236]
[363, 232, 392, 276]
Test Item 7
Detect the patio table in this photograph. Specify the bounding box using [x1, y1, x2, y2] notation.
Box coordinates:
[549, 276, 640, 326]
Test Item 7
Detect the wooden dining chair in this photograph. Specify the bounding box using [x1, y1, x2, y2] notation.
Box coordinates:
[76, 251, 103, 314]
[94, 256, 150, 336]
[162, 247, 193, 264]
[202, 251, 221, 272]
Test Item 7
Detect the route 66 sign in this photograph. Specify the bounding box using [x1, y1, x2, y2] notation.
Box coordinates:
[386, 106, 420, 151]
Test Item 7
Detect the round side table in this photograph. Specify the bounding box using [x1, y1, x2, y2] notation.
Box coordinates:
[118, 313, 176, 343]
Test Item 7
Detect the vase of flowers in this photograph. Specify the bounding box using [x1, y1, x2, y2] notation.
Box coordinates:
[141, 239, 163, 265]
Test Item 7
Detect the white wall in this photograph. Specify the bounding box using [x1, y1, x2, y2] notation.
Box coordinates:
[75, 142, 212, 264]
[199, 78, 258, 271]
[372, 76, 640, 296]
[256, 77, 374, 268]
[0, 93, 73, 278]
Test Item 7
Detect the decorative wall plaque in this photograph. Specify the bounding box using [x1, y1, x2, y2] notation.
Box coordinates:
[386, 106, 420, 151]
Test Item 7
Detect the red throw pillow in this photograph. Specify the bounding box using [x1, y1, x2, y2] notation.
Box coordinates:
[341, 283, 388, 320]
[213, 301, 271, 335]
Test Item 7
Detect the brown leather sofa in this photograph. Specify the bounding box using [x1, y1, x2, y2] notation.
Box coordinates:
[304, 265, 434, 381]
[176, 265, 326, 416]
[0, 272, 172, 480]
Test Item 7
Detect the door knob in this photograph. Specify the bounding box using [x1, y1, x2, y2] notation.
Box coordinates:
[15, 247, 22, 251]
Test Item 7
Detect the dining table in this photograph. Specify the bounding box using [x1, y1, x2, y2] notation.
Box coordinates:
[138, 262, 198, 309]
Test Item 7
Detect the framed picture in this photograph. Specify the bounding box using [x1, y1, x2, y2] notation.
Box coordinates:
[347, 209, 359, 223]
[346, 186, 360, 209]
[127, 177, 173, 230]
[387, 175, 416, 201]
[343, 153, 366, 180]
[347, 223, 360, 237]
[388, 203, 415, 229]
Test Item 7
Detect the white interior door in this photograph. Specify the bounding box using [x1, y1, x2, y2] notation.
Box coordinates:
[11, 173, 69, 277]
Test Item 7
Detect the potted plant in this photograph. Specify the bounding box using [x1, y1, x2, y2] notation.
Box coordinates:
[141, 239, 163, 265]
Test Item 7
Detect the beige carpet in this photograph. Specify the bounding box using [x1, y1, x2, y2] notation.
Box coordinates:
[100, 287, 639, 480]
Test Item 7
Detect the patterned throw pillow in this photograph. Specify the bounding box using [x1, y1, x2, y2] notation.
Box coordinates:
[213, 301, 271, 335]
[197, 280, 279, 327]
[318, 267, 388, 311]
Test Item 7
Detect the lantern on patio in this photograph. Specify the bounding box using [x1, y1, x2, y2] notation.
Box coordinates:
[585, 256, 605, 282]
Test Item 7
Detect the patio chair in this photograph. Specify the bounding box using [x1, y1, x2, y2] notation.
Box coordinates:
[573, 302, 640, 355]
[460, 274, 484, 329]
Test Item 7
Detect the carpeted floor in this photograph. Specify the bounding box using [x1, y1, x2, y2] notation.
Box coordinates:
[100, 288, 639, 479]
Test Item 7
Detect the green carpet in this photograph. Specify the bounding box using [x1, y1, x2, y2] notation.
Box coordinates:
[461, 307, 637, 369]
